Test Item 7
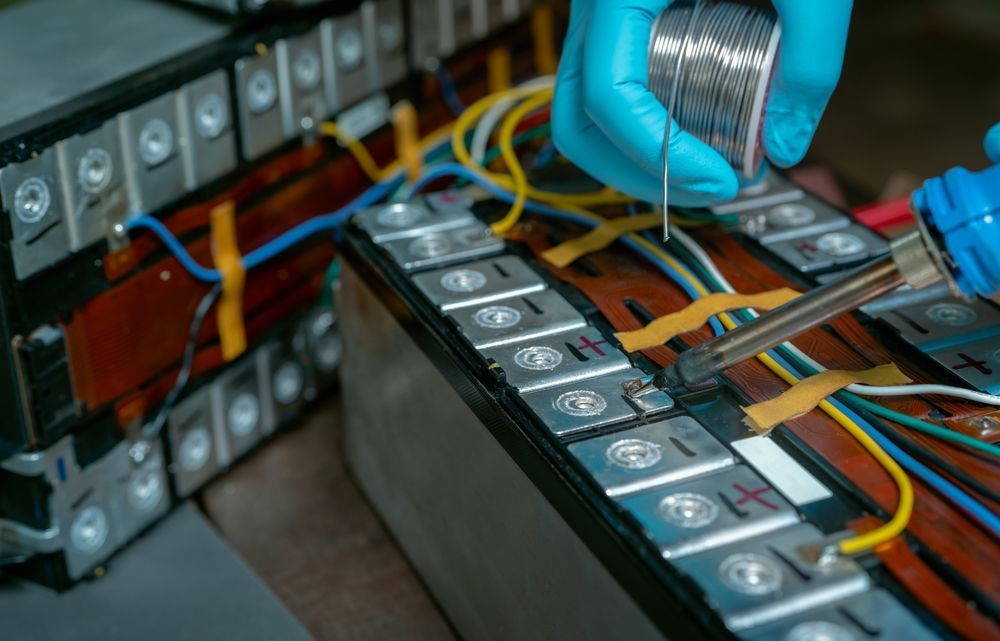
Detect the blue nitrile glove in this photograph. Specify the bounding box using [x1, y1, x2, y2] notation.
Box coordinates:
[986, 122, 1000, 162]
[552, 0, 853, 206]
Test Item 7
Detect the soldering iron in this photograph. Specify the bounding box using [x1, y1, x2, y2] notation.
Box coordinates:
[627, 161, 1000, 396]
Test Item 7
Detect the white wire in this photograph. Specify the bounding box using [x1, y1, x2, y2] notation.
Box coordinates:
[469, 76, 555, 164]
[667, 227, 1000, 406]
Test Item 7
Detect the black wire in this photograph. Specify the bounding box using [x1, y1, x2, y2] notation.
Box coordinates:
[145, 283, 223, 439]
[841, 396, 1000, 506]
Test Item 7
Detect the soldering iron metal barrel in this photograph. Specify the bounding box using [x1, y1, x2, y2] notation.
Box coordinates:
[648, 1, 780, 178]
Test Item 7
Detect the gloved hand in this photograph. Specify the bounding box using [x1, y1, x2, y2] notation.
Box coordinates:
[986, 122, 1000, 162]
[552, 0, 853, 206]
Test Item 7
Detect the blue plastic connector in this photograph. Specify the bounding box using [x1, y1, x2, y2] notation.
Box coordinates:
[911, 163, 1000, 299]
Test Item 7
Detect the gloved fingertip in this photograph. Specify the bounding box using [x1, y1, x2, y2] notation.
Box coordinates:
[763, 111, 817, 168]
[985, 122, 1000, 163]
[677, 170, 740, 204]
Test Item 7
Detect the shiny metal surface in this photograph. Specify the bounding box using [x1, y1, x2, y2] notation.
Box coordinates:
[927, 333, 1000, 394]
[480, 326, 632, 392]
[355, 199, 476, 243]
[277, 28, 329, 139]
[235, 51, 286, 160]
[766, 224, 890, 274]
[411, 254, 547, 310]
[56, 119, 128, 252]
[450, 289, 586, 349]
[744, 198, 852, 245]
[339, 262, 666, 641]
[209, 354, 267, 464]
[0, 148, 71, 280]
[381, 221, 506, 270]
[167, 386, 219, 498]
[620, 465, 799, 559]
[118, 92, 188, 216]
[738, 590, 939, 641]
[674, 524, 870, 631]
[177, 70, 238, 190]
[321, 11, 369, 113]
[521, 368, 674, 437]
[567, 415, 734, 498]
[711, 171, 804, 216]
[0, 435, 168, 580]
[672, 254, 905, 385]
[363, 0, 408, 90]
[875, 295, 1000, 349]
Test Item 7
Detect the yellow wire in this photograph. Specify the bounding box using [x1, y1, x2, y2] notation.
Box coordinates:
[492, 91, 556, 233]
[322, 121, 454, 183]
[481, 122, 911, 554]
[320, 121, 388, 182]
[451, 86, 634, 209]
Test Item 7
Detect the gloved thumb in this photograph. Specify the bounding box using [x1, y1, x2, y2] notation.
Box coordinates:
[986, 122, 1000, 163]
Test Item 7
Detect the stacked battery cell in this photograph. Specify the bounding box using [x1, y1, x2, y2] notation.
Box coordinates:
[349, 193, 945, 640]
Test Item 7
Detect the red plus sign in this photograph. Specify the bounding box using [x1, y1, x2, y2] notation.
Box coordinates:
[575, 335, 608, 357]
[732, 483, 779, 511]
[952, 352, 993, 375]
[439, 192, 457, 203]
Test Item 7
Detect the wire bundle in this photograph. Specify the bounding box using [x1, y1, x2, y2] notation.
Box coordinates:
[648, 0, 780, 178]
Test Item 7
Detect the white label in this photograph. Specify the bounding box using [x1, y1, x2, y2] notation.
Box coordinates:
[731, 436, 832, 506]
[336, 92, 390, 141]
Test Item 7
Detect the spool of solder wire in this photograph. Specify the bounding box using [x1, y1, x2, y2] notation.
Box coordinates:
[648, 0, 781, 179]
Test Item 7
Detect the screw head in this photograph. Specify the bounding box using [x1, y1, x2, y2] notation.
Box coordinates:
[227, 392, 260, 437]
[335, 27, 364, 71]
[273, 361, 305, 404]
[409, 233, 452, 258]
[440, 268, 487, 293]
[769, 203, 815, 227]
[473, 305, 521, 329]
[70, 505, 109, 553]
[292, 49, 322, 90]
[138, 118, 174, 166]
[126, 467, 164, 512]
[606, 438, 662, 470]
[786, 621, 858, 641]
[179, 427, 212, 471]
[13, 176, 51, 223]
[719, 553, 783, 595]
[194, 93, 228, 139]
[376, 203, 427, 228]
[555, 390, 607, 417]
[514, 345, 563, 371]
[77, 148, 113, 194]
[379, 20, 403, 52]
[246, 69, 277, 114]
[658, 492, 719, 528]
[816, 232, 865, 257]
[925, 303, 976, 327]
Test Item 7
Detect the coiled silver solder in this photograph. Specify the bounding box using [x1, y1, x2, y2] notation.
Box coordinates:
[647, 1, 780, 235]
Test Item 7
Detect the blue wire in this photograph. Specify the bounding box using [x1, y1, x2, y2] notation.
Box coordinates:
[126, 172, 405, 283]
[764, 348, 1000, 537]
[433, 64, 467, 117]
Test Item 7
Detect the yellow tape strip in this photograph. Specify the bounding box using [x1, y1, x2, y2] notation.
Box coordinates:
[615, 288, 801, 352]
[392, 101, 421, 183]
[531, 5, 558, 75]
[487, 47, 512, 93]
[542, 213, 662, 267]
[210, 201, 247, 362]
[743, 364, 912, 434]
